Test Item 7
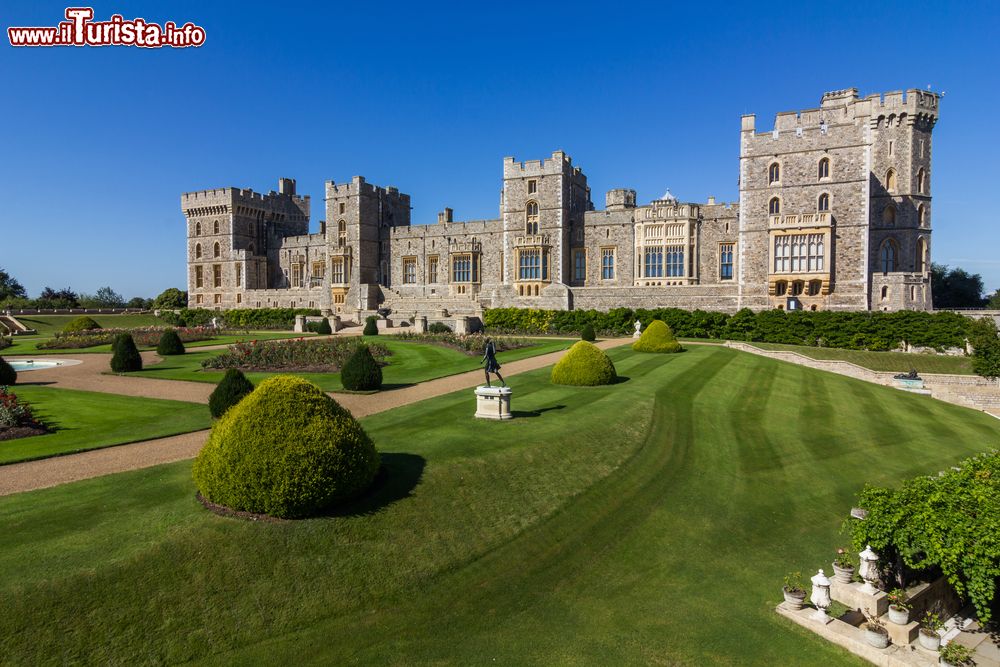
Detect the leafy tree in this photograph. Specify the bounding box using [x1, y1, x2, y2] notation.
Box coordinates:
[969, 318, 1000, 379]
[153, 288, 188, 310]
[126, 297, 151, 309]
[36, 287, 79, 309]
[0, 268, 26, 301]
[931, 263, 987, 309]
[987, 289, 1000, 310]
[80, 286, 125, 308]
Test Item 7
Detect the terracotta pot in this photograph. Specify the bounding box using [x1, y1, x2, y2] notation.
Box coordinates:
[888, 604, 910, 625]
[864, 626, 890, 649]
[832, 562, 854, 584]
[918, 628, 941, 651]
[782, 587, 806, 611]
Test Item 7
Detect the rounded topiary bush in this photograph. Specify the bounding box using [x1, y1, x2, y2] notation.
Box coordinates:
[193, 375, 380, 518]
[632, 319, 683, 353]
[341, 345, 383, 391]
[428, 321, 451, 334]
[316, 318, 333, 335]
[209, 368, 254, 418]
[580, 323, 596, 342]
[156, 329, 186, 356]
[0, 357, 17, 385]
[363, 315, 379, 336]
[63, 316, 102, 333]
[110, 333, 143, 372]
[550, 341, 617, 386]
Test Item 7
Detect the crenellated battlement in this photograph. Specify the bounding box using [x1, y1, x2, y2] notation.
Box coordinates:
[503, 150, 576, 178]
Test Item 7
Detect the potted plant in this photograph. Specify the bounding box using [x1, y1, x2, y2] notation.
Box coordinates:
[863, 614, 890, 649]
[782, 572, 806, 611]
[886, 588, 911, 625]
[939, 642, 974, 666]
[919, 611, 943, 651]
[832, 548, 855, 584]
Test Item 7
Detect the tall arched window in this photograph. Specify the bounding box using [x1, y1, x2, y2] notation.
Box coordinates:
[885, 169, 897, 193]
[213, 220, 220, 234]
[917, 168, 926, 194]
[916, 237, 928, 273]
[769, 197, 781, 215]
[818, 158, 830, 180]
[880, 239, 897, 273]
[525, 201, 539, 235]
[195, 243, 202, 259]
[768, 162, 780, 184]
[918, 204, 926, 227]
[818, 193, 830, 212]
[337, 220, 346, 247]
[195, 221, 202, 235]
[213, 241, 221, 258]
[882, 205, 896, 226]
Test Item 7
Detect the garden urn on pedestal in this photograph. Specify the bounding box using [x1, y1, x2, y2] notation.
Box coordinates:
[859, 544, 880, 595]
[809, 569, 833, 624]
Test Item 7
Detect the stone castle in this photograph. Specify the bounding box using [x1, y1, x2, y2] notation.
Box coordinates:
[181, 87, 939, 321]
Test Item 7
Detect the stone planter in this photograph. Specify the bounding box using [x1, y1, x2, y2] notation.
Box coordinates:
[887, 604, 910, 625]
[782, 587, 806, 611]
[832, 562, 854, 584]
[918, 628, 941, 651]
[864, 625, 890, 649]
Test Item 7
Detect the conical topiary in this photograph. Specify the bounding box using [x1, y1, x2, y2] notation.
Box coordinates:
[193, 375, 380, 518]
[341, 345, 383, 391]
[156, 329, 186, 356]
[110, 333, 143, 372]
[363, 315, 379, 336]
[208, 368, 255, 418]
[632, 319, 683, 353]
[581, 323, 596, 342]
[0, 356, 17, 385]
[316, 318, 333, 335]
[550, 341, 617, 386]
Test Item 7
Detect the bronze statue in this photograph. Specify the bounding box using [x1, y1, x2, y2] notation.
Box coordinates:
[481, 337, 505, 387]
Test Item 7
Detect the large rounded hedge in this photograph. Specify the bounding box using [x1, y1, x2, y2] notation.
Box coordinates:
[0, 357, 16, 385]
[550, 341, 617, 386]
[63, 316, 102, 333]
[341, 345, 383, 391]
[193, 375, 380, 518]
[156, 329, 186, 356]
[208, 368, 254, 418]
[632, 319, 683, 353]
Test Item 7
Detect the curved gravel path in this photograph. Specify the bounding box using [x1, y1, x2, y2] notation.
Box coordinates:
[1, 338, 630, 496]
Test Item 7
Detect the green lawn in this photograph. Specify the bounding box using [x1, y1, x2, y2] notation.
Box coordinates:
[0, 386, 211, 464]
[2, 346, 998, 664]
[128, 337, 573, 391]
[1, 331, 307, 356]
[12, 314, 165, 335]
[749, 341, 974, 375]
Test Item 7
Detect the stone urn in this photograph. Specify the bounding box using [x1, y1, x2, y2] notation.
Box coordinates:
[832, 561, 854, 584]
[918, 628, 941, 651]
[782, 586, 806, 611]
[864, 623, 890, 649]
[858, 545, 880, 595]
[888, 604, 910, 625]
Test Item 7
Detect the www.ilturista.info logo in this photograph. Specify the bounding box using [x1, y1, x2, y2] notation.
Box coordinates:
[8, 7, 206, 48]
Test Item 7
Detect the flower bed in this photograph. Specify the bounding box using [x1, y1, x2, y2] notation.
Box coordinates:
[38, 327, 215, 350]
[202, 337, 390, 372]
[0, 387, 48, 441]
[392, 332, 533, 356]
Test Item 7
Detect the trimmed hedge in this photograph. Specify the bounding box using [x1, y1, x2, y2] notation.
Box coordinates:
[63, 316, 102, 333]
[160, 307, 322, 330]
[632, 320, 683, 353]
[428, 322, 452, 334]
[192, 375, 380, 518]
[580, 323, 596, 342]
[550, 341, 617, 386]
[341, 345, 383, 391]
[208, 369, 254, 418]
[484, 307, 973, 352]
[0, 357, 16, 385]
[110, 334, 143, 372]
[156, 329, 186, 356]
[363, 316, 379, 336]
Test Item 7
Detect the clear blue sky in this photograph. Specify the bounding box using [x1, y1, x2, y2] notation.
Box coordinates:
[2, 1, 998, 298]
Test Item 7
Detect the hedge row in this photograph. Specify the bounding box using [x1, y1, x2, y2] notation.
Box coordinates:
[160, 308, 321, 330]
[483, 307, 973, 352]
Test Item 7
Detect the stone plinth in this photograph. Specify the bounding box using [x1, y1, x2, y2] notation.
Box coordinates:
[831, 581, 888, 619]
[294, 314, 306, 333]
[455, 317, 469, 335]
[376, 318, 393, 330]
[414, 316, 427, 333]
[474, 386, 512, 420]
[884, 617, 919, 646]
[327, 315, 341, 332]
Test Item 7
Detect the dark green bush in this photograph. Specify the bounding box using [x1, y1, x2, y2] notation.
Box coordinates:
[428, 321, 451, 334]
[110, 333, 142, 372]
[156, 329, 186, 356]
[363, 316, 379, 336]
[580, 323, 596, 342]
[970, 319, 1000, 379]
[63, 316, 102, 333]
[208, 368, 254, 418]
[632, 320, 683, 353]
[193, 375, 380, 518]
[341, 345, 383, 391]
[550, 341, 617, 386]
[0, 356, 16, 385]
[315, 318, 332, 335]
[0, 336, 10, 351]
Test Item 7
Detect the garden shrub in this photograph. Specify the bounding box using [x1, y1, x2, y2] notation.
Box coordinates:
[156, 329, 186, 356]
[428, 321, 452, 334]
[970, 319, 1000, 379]
[0, 357, 16, 385]
[315, 318, 332, 335]
[110, 333, 142, 372]
[0, 336, 10, 351]
[363, 315, 379, 336]
[632, 319, 683, 353]
[580, 323, 596, 342]
[193, 375, 380, 518]
[63, 316, 102, 333]
[208, 369, 254, 418]
[0, 387, 40, 428]
[341, 345, 383, 391]
[550, 341, 617, 386]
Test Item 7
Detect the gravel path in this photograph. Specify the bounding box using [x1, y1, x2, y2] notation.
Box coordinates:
[1, 338, 630, 496]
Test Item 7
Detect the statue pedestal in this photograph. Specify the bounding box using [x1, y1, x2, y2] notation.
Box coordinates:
[474, 386, 513, 420]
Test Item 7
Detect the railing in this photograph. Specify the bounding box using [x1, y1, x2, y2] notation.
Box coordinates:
[515, 234, 549, 246]
[769, 212, 831, 227]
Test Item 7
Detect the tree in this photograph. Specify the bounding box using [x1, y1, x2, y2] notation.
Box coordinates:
[126, 297, 150, 309]
[110, 334, 143, 372]
[931, 263, 987, 309]
[153, 288, 188, 310]
[36, 287, 79, 309]
[987, 289, 1000, 310]
[80, 286, 125, 308]
[0, 268, 26, 301]
[969, 318, 1000, 380]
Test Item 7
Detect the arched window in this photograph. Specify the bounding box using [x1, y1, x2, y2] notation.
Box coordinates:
[916, 237, 928, 273]
[195, 243, 202, 259]
[879, 239, 897, 273]
[886, 169, 897, 193]
[881, 285, 889, 300]
[769, 197, 781, 215]
[918, 204, 926, 227]
[917, 168, 926, 194]
[213, 220, 220, 234]
[195, 221, 202, 235]
[337, 220, 346, 247]
[525, 201, 539, 235]
[882, 205, 896, 226]
[213, 241, 221, 258]
[818, 193, 830, 212]
[818, 158, 830, 180]
[768, 162, 780, 184]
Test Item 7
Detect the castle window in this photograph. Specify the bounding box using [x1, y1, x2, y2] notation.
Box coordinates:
[527, 179, 537, 195]
[916, 237, 928, 273]
[195, 222, 201, 235]
[428, 255, 439, 283]
[769, 197, 781, 216]
[886, 168, 897, 193]
[213, 220, 220, 234]
[719, 243, 734, 280]
[879, 239, 898, 273]
[195, 265, 203, 288]
[768, 162, 780, 184]
[573, 249, 586, 283]
[882, 205, 896, 226]
[213, 264, 222, 288]
[666, 245, 685, 277]
[339, 202, 346, 215]
[818, 158, 830, 180]
[818, 193, 830, 212]
[791, 281, 804, 296]
[196, 294, 203, 305]
[601, 247, 616, 280]
[518, 248, 545, 281]
[213, 242, 221, 258]
[235, 263, 242, 287]
[525, 201, 539, 235]
[452, 253, 478, 283]
[291, 263, 302, 288]
[195, 243, 202, 259]
[331, 257, 345, 284]
[774, 234, 824, 273]
[881, 286, 889, 300]
[236, 293, 241, 304]
[643, 246, 664, 278]
[402, 257, 417, 284]
[337, 220, 346, 247]
[808, 280, 822, 296]
[214, 294, 222, 304]
[918, 204, 926, 227]
[775, 280, 788, 296]
[917, 168, 927, 194]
